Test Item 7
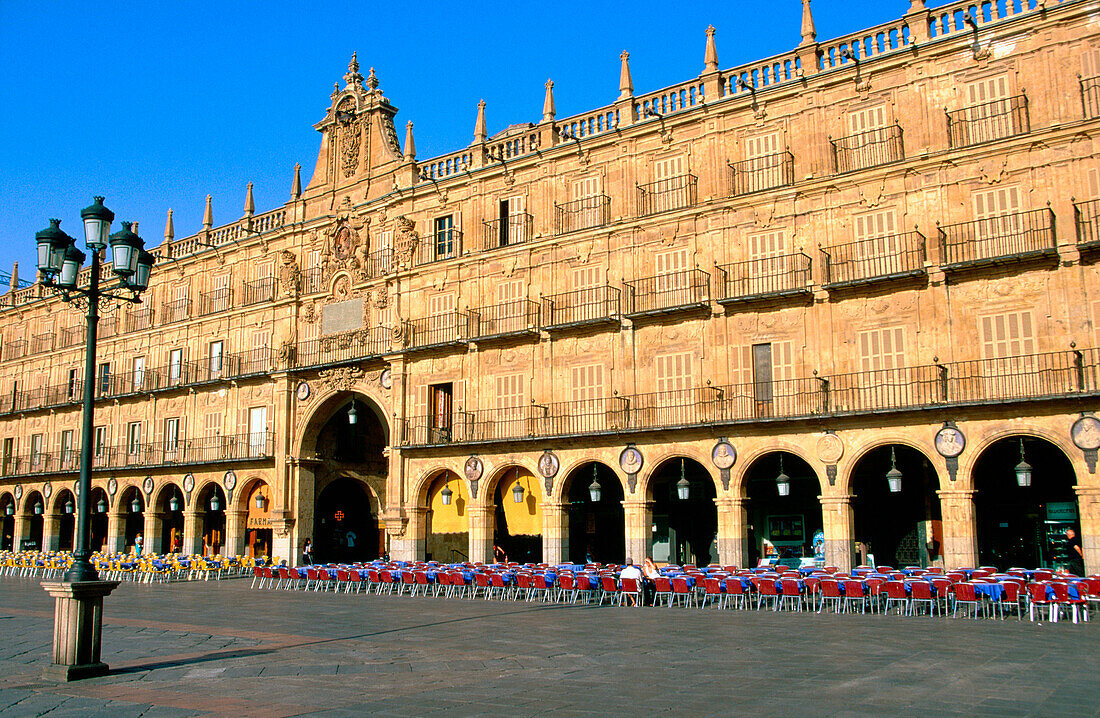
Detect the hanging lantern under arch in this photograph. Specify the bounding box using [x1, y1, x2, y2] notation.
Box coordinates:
[886, 447, 903, 494]
[440, 485, 453, 506]
[1014, 438, 1032, 488]
[776, 455, 790, 497]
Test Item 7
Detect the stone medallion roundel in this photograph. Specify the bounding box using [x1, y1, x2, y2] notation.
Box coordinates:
[182, 473, 195, 493]
[816, 434, 844, 464]
[1071, 416, 1100, 451]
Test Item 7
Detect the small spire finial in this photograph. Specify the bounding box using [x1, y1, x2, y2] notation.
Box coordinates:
[800, 0, 817, 46]
[542, 79, 556, 122]
[344, 52, 363, 87]
[203, 194, 213, 230]
[908, 0, 927, 10]
[618, 51, 634, 100]
[704, 25, 719, 72]
[10, 263, 18, 293]
[132, 221, 139, 236]
[404, 121, 416, 160]
[474, 99, 488, 144]
[164, 208, 174, 242]
[292, 163, 302, 200]
[366, 67, 379, 91]
[244, 181, 255, 217]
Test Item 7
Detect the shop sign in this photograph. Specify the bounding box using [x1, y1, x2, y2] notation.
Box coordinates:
[1046, 502, 1077, 521]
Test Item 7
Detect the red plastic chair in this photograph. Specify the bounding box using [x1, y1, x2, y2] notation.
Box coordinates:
[1027, 582, 1055, 622]
[818, 580, 842, 613]
[995, 580, 1022, 620]
[653, 576, 673, 607]
[724, 578, 747, 610]
[1050, 582, 1089, 624]
[249, 566, 263, 589]
[757, 579, 780, 611]
[598, 575, 620, 606]
[335, 569, 350, 593]
[621, 577, 642, 607]
[670, 577, 695, 608]
[473, 572, 492, 599]
[779, 578, 803, 612]
[952, 582, 981, 618]
[529, 574, 552, 603]
[414, 571, 433, 597]
[574, 574, 599, 604]
[884, 581, 908, 615]
[557, 573, 576, 603]
[513, 573, 531, 602]
[287, 567, 303, 590]
[700, 578, 723, 609]
[843, 580, 867, 614]
[909, 581, 935, 616]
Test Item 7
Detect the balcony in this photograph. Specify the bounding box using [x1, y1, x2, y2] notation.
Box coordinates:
[623, 269, 710, 318]
[161, 297, 191, 325]
[938, 207, 1056, 273]
[947, 95, 1029, 148]
[3, 339, 27, 361]
[199, 288, 232, 315]
[398, 348, 1100, 448]
[99, 314, 120, 339]
[1082, 76, 1100, 120]
[418, 229, 462, 265]
[59, 325, 85, 348]
[30, 333, 54, 355]
[637, 174, 697, 216]
[1074, 198, 1100, 256]
[468, 300, 540, 342]
[402, 312, 469, 353]
[299, 266, 323, 295]
[241, 277, 275, 306]
[482, 213, 533, 251]
[831, 125, 904, 173]
[541, 286, 621, 331]
[821, 232, 927, 290]
[716, 253, 812, 306]
[554, 195, 611, 235]
[728, 152, 794, 196]
[290, 327, 391, 371]
[126, 306, 154, 333]
[366, 248, 395, 277]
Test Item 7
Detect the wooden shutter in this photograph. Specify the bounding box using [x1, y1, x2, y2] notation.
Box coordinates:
[654, 156, 685, 180]
[655, 353, 693, 393]
[494, 374, 524, 409]
[496, 280, 524, 304]
[973, 186, 1021, 219]
[571, 364, 604, 403]
[859, 328, 906, 371]
[745, 132, 780, 159]
[967, 75, 1009, 104]
[849, 105, 886, 134]
[980, 311, 1035, 358]
[573, 177, 600, 199]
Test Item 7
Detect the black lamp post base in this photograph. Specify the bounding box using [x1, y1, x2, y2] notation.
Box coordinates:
[40, 580, 120, 682]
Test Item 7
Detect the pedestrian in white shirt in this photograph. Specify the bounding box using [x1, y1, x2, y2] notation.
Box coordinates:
[619, 558, 644, 606]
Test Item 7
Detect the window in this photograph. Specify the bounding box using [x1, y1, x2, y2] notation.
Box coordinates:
[375, 230, 393, 273]
[249, 407, 267, 457]
[571, 177, 603, 230]
[859, 327, 906, 372]
[97, 362, 111, 396]
[428, 293, 457, 340]
[94, 426, 108, 458]
[67, 368, 79, 400]
[655, 249, 689, 294]
[573, 265, 601, 290]
[127, 422, 142, 455]
[429, 383, 454, 441]
[495, 374, 524, 410]
[745, 132, 781, 160]
[204, 412, 222, 438]
[496, 195, 528, 247]
[748, 341, 794, 411]
[655, 353, 693, 394]
[434, 215, 456, 259]
[168, 348, 183, 385]
[209, 340, 224, 378]
[967, 75, 1009, 105]
[853, 209, 902, 274]
[60, 429, 74, 468]
[973, 186, 1022, 244]
[164, 418, 180, 451]
[131, 356, 146, 391]
[849, 105, 887, 134]
[2, 437, 12, 475]
[980, 311, 1035, 359]
[571, 364, 604, 403]
[29, 433, 43, 467]
[497, 279, 524, 304]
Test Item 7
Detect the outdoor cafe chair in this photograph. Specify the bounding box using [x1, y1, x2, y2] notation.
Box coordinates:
[818, 579, 842, 613]
[756, 579, 780, 611]
[699, 577, 723, 609]
[779, 578, 803, 612]
[1050, 582, 1089, 624]
[884, 581, 909, 615]
[598, 575, 620, 606]
[620, 577, 643, 607]
[952, 582, 982, 618]
[1027, 582, 1056, 622]
[513, 572, 531, 601]
[994, 580, 1023, 620]
[909, 580, 936, 616]
[530, 574, 553, 603]
[414, 570, 434, 597]
[653, 576, 674, 607]
[488, 573, 508, 600]
[472, 572, 492, 599]
[557, 573, 576, 603]
[250, 566, 264, 589]
[335, 569, 350, 593]
[843, 580, 868, 614]
[671, 576, 695, 608]
[724, 577, 747, 610]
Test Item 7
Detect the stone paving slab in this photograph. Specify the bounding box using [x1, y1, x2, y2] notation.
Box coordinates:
[0, 577, 1097, 716]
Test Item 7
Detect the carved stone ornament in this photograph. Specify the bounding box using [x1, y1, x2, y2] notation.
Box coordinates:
[278, 250, 301, 297]
[73, 480, 80, 498]
[142, 476, 154, 496]
[223, 470, 237, 491]
[107, 478, 117, 496]
[296, 381, 312, 402]
[43, 482, 52, 500]
[1071, 416, 1100, 451]
[816, 433, 844, 464]
[394, 216, 420, 270]
[619, 446, 644, 476]
[278, 339, 296, 367]
[318, 365, 364, 392]
[537, 450, 560, 479]
[182, 473, 195, 493]
[338, 101, 361, 178]
[276, 518, 295, 538]
[934, 426, 966, 458]
[464, 456, 484, 482]
[13, 484, 22, 500]
[380, 368, 392, 390]
[711, 441, 736, 470]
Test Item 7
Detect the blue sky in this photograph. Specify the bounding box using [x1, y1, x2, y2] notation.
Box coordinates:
[0, 1, 910, 282]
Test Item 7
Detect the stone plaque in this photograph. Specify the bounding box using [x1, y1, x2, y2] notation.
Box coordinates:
[321, 298, 364, 335]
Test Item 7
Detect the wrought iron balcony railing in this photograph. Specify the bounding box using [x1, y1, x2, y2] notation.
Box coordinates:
[716, 252, 812, 305]
[402, 312, 470, 352]
[199, 288, 233, 315]
[29, 333, 54, 355]
[821, 232, 927, 289]
[831, 125, 904, 173]
[241, 277, 275, 306]
[482, 213, 533, 251]
[289, 327, 392, 371]
[554, 195, 611, 235]
[623, 269, 710, 317]
[161, 298, 191, 325]
[947, 94, 1029, 148]
[728, 152, 795, 196]
[2, 339, 26, 362]
[398, 348, 1100, 447]
[938, 207, 1056, 270]
[300, 266, 324, 295]
[467, 300, 540, 342]
[99, 315, 120, 339]
[418, 229, 463, 265]
[126, 306, 154, 333]
[366, 248, 395, 277]
[1074, 198, 1100, 251]
[541, 286, 621, 330]
[637, 174, 698, 216]
[59, 325, 85, 349]
[1082, 76, 1100, 120]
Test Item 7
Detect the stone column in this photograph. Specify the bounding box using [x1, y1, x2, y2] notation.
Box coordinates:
[621, 500, 651, 563]
[225, 509, 247, 558]
[938, 489, 978, 569]
[819, 495, 855, 572]
[40, 579, 120, 682]
[105, 513, 123, 554]
[716, 497, 749, 568]
[143, 512, 163, 554]
[12, 512, 26, 550]
[181, 510, 202, 556]
[1074, 487, 1100, 576]
[467, 505, 493, 564]
[42, 514, 60, 552]
[541, 502, 567, 565]
[389, 506, 423, 562]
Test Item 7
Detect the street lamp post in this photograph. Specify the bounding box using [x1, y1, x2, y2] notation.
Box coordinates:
[36, 196, 155, 682]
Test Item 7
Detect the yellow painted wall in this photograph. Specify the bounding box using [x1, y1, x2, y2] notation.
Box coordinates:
[499, 470, 541, 536]
[428, 473, 469, 533]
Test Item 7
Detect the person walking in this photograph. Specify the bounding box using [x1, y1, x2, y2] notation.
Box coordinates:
[302, 537, 314, 566]
[135, 533, 144, 556]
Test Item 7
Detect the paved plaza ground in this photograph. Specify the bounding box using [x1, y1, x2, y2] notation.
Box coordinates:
[0, 577, 1097, 717]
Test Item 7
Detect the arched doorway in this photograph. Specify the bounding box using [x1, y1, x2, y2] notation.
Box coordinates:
[565, 462, 624, 565]
[244, 480, 274, 559]
[155, 484, 185, 554]
[315, 477, 378, 562]
[119, 485, 145, 553]
[744, 452, 823, 567]
[1, 493, 14, 550]
[648, 458, 717, 566]
[22, 491, 44, 551]
[89, 487, 109, 552]
[197, 483, 226, 556]
[851, 445, 941, 568]
[492, 467, 542, 563]
[974, 436, 1080, 571]
[53, 489, 77, 551]
[424, 471, 468, 562]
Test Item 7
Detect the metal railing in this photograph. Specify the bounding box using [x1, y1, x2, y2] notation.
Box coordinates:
[418, 229, 462, 265]
[59, 326, 84, 349]
[947, 94, 1029, 148]
[1074, 198, 1100, 249]
[468, 300, 540, 341]
[821, 232, 927, 288]
[1082, 76, 1100, 119]
[2, 339, 26, 362]
[637, 174, 698, 216]
[290, 327, 392, 370]
[716, 253, 812, 304]
[403, 312, 469, 351]
[30, 333, 54, 355]
[366, 248, 395, 277]
[241, 277, 275, 306]
[939, 207, 1056, 269]
[541, 286, 620, 329]
[126, 306, 154, 333]
[482, 213, 533, 251]
[399, 348, 1100, 447]
[300, 266, 324, 295]
[99, 315, 119, 339]
[161, 298, 191, 325]
[623, 269, 710, 316]
[728, 152, 794, 196]
[831, 125, 904, 174]
[199, 288, 232, 315]
[554, 195, 611, 235]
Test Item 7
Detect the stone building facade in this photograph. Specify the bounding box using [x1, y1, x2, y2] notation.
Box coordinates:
[2, 0, 1100, 574]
